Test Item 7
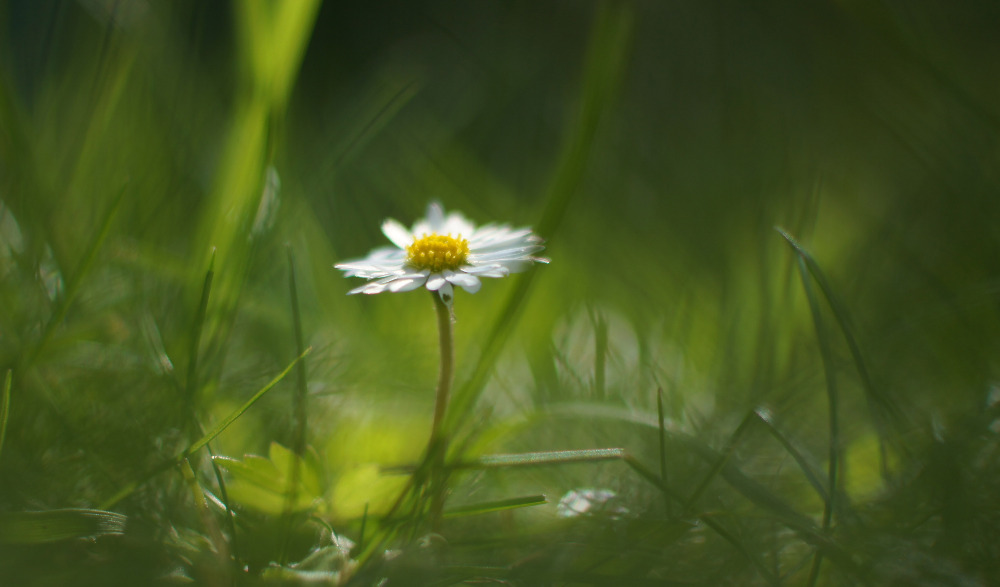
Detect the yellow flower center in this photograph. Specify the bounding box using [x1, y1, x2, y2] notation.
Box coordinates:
[406, 234, 470, 272]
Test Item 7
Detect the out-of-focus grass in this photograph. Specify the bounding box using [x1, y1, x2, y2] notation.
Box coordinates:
[2, 0, 1000, 585]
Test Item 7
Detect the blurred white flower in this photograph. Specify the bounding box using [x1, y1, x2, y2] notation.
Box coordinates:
[336, 202, 548, 305]
[556, 488, 630, 519]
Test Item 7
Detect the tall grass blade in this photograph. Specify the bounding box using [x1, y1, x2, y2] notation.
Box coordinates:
[280, 246, 309, 564]
[445, 0, 633, 434]
[286, 246, 309, 457]
[185, 250, 215, 405]
[0, 370, 10, 461]
[782, 236, 841, 585]
[592, 308, 608, 400]
[183, 250, 242, 572]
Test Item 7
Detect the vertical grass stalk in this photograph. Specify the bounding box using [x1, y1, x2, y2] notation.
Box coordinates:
[279, 247, 309, 564]
[657, 387, 671, 516]
[0, 370, 11, 461]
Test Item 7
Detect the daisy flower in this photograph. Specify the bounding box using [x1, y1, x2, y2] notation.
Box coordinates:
[335, 202, 548, 304]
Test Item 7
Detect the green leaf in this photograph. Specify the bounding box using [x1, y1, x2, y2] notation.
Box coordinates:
[213, 442, 324, 515]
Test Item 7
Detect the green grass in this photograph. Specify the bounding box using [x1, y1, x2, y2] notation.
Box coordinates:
[2, 1, 1000, 585]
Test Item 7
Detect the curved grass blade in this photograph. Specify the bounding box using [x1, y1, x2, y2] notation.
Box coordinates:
[776, 227, 906, 474]
[0, 509, 126, 544]
[99, 347, 311, 509]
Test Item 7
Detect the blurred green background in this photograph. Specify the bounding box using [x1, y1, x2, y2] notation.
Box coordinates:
[2, 0, 1000, 585]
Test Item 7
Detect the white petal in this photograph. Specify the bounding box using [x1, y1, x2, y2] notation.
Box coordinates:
[349, 281, 388, 295]
[388, 277, 426, 292]
[468, 226, 530, 244]
[461, 264, 509, 278]
[469, 245, 545, 262]
[335, 247, 407, 278]
[443, 212, 475, 237]
[437, 282, 454, 305]
[467, 226, 540, 251]
[425, 202, 446, 233]
[426, 273, 447, 291]
[381, 219, 414, 249]
[447, 272, 481, 293]
[492, 259, 542, 273]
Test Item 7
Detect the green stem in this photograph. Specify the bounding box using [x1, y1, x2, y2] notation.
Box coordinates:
[430, 292, 454, 445]
[429, 291, 454, 530]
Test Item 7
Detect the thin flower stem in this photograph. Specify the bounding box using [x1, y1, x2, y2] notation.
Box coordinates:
[430, 292, 454, 445]
[429, 291, 454, 530]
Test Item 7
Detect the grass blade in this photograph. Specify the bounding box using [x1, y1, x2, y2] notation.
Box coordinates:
[280, 246, 309, 564]
[684, 410, 756, 510]
[443, 495, 547, 518]
[0, 509, 126, 544]
[455, 448, 626, 469]
[286, 246, 309, 457]
[754, 407, 828, 502]
[779, 232, 841, 585]
[186, 347, 311, 457]
[777, 227, 905, 475]
[185, 249, 215, 406]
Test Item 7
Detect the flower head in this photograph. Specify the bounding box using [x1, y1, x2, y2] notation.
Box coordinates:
[336, 202, 548, 304]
